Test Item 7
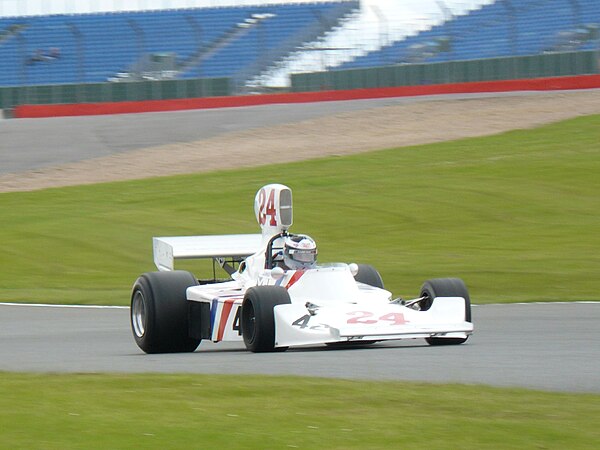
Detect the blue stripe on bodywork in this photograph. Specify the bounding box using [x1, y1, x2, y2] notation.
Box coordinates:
[210, 298, 218, 339]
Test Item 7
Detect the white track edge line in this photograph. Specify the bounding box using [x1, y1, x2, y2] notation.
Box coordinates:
[0, 301, 598, 309]
[0, 302, 128, 309]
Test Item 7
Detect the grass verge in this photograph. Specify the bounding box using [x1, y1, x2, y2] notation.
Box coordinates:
[1, 373, 599, 449]
[1, 115, 598, 305]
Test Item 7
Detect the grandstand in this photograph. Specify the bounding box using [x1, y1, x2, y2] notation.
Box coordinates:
[0, 1, 359, 89]
[336, 0, 600, 71]
[1, 0, 599, 104]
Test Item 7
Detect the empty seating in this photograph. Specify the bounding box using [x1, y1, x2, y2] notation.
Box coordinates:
[337, 0, 600, 71]
[0, 1, 359, 87]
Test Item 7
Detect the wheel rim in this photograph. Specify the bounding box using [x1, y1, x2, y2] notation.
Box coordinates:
[131, 290, 146, 338]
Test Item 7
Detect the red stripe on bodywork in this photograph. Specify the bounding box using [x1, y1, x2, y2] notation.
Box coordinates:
[285, 271, 306, 289]
[216, 299, 236, 342]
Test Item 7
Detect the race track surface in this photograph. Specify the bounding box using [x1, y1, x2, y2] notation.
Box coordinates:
[1, 91, 580, 176]
[0, 96, 427, 175]
[1, 302, 599, 393]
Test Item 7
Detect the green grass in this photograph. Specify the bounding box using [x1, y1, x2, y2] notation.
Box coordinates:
[0, 373, 598, 449]
[1, 115, 599, 305]
[1, 117, 599, 450]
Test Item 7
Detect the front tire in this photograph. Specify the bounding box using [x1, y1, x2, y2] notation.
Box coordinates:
[241, 286, 291, 353]
[130, 270, 201, 354]
[420, 278, 471, 346]
[354, 264, 384, 289]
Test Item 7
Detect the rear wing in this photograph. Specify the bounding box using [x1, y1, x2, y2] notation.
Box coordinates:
[153, 234, 263, 271]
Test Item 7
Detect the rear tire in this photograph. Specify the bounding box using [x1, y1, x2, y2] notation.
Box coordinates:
[241, 286, 291, 353]
[130, 270, 201, 354]
[354, 264, 384, 289]
[419, 278, 471, 346]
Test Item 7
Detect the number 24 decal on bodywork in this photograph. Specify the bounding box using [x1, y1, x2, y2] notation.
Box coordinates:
[347, 311, 409, 326]
[292, 311, 409, 329]
[257, 188, 277, 226]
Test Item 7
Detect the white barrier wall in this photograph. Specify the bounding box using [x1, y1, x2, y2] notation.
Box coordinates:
[0, 0, 492, 18]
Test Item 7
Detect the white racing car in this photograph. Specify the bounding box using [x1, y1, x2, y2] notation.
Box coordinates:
[131, 184, 473, 353]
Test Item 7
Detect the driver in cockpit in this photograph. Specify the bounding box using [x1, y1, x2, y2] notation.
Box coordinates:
[279, 234, 317, 270]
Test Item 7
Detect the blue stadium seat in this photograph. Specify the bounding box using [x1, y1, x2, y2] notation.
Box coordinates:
[0, 1, 359, 87]
[336, 0, 600, 71]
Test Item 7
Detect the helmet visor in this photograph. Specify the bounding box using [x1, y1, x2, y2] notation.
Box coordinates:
[289, 249, 316, 263]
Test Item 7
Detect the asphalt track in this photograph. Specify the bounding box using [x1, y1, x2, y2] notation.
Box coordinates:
[0, 91, 537, 175]
[1, 96, 411, 174]
[1, 302, 599, 393]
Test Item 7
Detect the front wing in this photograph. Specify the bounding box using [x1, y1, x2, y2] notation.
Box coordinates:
[274, 296, 473, 347]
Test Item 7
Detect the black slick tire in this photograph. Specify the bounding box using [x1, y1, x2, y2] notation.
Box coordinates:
[420, 278, 471, 346]
[354, 264, 384, 289]
[241, 286, 291, 353]
[130, 270, 201, 354]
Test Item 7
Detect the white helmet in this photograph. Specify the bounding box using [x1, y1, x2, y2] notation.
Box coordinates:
[283, 234, 317, 269]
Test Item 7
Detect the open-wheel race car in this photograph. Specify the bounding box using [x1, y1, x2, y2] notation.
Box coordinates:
[130, 184, 473, 353]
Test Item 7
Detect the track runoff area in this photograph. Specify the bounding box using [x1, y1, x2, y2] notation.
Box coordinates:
[1, 301, 599, 393]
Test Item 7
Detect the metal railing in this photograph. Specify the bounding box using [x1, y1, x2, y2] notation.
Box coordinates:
[0, 76, 230, 109]
[290, 50, 600, 92]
